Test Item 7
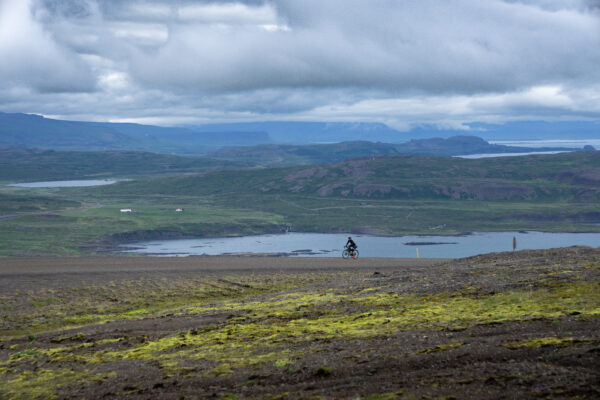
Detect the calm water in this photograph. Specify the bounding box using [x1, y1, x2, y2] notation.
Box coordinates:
[460, 139, 599, 159]
[7, 180, 116, 188]
[121, 231, 600, 258]
[457, 151, 567, 159]
[490, 139, 600, 149]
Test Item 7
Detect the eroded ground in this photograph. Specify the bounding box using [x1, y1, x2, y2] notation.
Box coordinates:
[0, 250, 599, 399]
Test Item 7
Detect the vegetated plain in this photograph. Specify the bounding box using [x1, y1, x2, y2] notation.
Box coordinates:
[0, 248, 598, 398]
[1, 148, 600, 256]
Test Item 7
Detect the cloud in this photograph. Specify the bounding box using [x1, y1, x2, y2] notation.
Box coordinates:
[0, 0, 599, 128]
[0, 0, 96, 92]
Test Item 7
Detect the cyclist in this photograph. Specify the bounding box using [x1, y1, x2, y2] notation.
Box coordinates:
[346, 236, 357, 256]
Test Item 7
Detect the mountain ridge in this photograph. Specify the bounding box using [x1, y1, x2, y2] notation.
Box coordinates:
[2, 112, 599, 154]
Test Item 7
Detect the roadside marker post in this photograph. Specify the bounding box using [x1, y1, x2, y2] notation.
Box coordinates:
[416, 248, 420, 258]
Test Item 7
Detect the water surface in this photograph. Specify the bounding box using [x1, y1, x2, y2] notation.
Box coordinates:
[457, 151, 566, 159]
[490, 139, 600, 148]
[122, 231, 600, 258]
[7, 180, 116, 188]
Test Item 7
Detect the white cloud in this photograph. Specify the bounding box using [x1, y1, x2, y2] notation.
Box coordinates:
[111, 21, 169, 46]
[0, 0, 599, 128]
[0, 0, 95, 92]
[177, 3, 277, 25]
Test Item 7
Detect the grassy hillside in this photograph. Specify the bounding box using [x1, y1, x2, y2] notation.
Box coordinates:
[103, 151, 600, 201]
[0, 192, 79, 213]
[0, 148, 250, 182]
[83, 151, 600, 238]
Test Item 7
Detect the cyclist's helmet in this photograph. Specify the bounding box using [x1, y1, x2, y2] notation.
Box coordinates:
[348, 237, 352, 239]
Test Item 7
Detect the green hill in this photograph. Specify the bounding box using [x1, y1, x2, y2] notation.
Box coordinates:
[85, 150, 600, 236]
[0, 147, 248, 182]
[106, 151, 600, 202]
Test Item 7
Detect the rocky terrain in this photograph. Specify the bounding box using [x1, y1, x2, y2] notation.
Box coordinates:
[1, 247, 598, 399]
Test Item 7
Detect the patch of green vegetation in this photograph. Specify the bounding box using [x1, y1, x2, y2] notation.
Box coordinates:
[502, 336, 585, 349]
[0, 368, 113, 400]
[10, 281, 593, 380]
[50, 332, 85, 343]
[0, 273, 335, 339]
[418, 342, 464, 354]
[10, 349, 42, 361]
[274, 358, 294, 368]
[0, 192, 79, 214]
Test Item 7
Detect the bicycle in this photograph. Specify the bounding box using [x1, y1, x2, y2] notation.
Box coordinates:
[342, 245, 359, 259]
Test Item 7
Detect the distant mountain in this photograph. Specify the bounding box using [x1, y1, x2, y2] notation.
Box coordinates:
[0, 112, 271, 153]
[0, 137, 583, 183]
[191, 121, 405, 143]
[210, 141, 400, 166]
[2, 112, 598, 153]
[191, 120, 600, 143]
[90, 122, 271, 149]
[0, 112, 132, 150]
[465, 121, 600, 140]
[209, 136, 577, 166]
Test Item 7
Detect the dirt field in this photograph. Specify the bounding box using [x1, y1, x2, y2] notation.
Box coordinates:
[1, 250, 599, 399]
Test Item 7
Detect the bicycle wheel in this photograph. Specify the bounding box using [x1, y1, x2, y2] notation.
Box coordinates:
[342, 249, 349, 259]
[352, 249, 359, 259]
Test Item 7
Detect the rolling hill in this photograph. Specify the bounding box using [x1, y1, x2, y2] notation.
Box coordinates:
[101, 150, 600, 203]
[0, 147, 248, 182]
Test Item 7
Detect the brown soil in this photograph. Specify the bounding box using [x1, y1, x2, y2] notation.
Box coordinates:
[1, 250, 599, 399]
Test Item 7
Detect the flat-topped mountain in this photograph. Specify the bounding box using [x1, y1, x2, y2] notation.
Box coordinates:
[210, 136, 577, 165]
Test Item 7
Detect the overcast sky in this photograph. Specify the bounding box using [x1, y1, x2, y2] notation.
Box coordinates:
[0, 0, 599, 130]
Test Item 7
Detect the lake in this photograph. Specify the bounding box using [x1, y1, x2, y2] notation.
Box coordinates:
[457, 151, 567, 159]
[490, 139, 600, 148]
[7, 180, 116, 188]
[121, 231, 600, 258]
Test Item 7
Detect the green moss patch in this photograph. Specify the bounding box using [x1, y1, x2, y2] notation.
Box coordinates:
[502, 336, 588, 349]
[418, 342, 464, 354]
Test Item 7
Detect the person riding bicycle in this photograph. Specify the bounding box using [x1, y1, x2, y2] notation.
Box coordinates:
[346, 236, 357, 255]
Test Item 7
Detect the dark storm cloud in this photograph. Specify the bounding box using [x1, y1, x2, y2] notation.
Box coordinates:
[1, 0, 599, 127]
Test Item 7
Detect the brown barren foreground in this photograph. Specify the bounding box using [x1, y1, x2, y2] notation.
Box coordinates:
[1, 249, 599, 399]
